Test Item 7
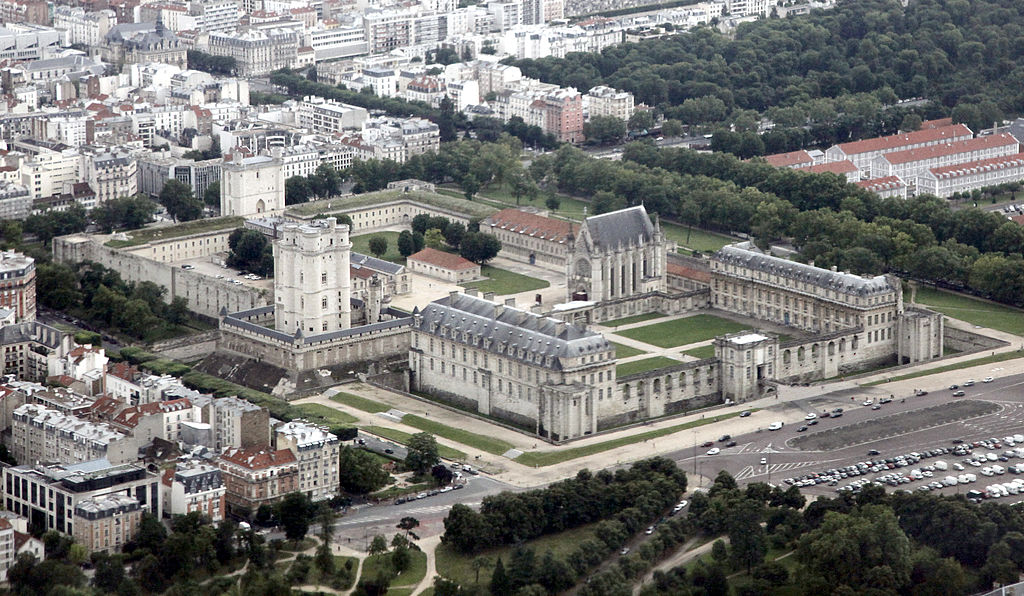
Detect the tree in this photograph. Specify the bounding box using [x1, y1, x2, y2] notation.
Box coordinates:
[397, 230, 417, 257]
[470, 556, 492, 584]
[438, 95, 458, 142]
[424, 228, 445, 249]
[442, 222, 466, 248]
[158, 180, 203, 222]
[203, 181, 221, 208]
[711, 539, 728, 563]
[462, 174, 481, 201]
[368, 535, 388, 556]
[278, 492, 313, 543]
[285, 176, 312, 205]
[458, 232, 501, 265]
[583, 116, 627, 145]
[405, 432, 440, 475]
[1, 219, 22, 246]
[339, 446, 390, 494]
[490, 558, 512, 596]
[661, 119, 685, 137]
[627, 110, 655, 132]
[391, 541, 411, 574]
[728, 500, 767, 574]
[545, 195, 560, 211]
[368, 236, 389, 258]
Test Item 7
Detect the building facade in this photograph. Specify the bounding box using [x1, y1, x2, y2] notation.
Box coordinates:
[161, 461, 225, 521]
[0, 251, 34, 322]
[275, 421, 339, 502]
[216, 447, 298, 513]
[480, 207, 573, 270]
[72, 495, 141, 553]
[273, 217, 352, 335]
[220, 153, 284, 216]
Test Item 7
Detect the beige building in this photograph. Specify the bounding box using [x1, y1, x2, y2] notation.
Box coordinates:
[274, 217, 353, 335]
[407, 248, 480, 283]
[10, 403, 129, 465]
[72, 495, 141, 554]
[217, 447, 298, 513]
[586, 86, 634, 122]
[410, 292, 615, 440]
[275, 421, 339, 502]
[0, 251, 35, 322]
[479, 207, 572, 270]
[220, 152, 284, 217]
[161, 461, 225, 521]
[81, 151, 137, 206]
[206, 28, 299, 76]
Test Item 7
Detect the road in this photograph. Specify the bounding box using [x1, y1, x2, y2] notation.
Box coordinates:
[671, 371, 1024, 501]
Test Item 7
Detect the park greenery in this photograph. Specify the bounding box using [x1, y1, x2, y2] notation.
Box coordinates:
[226, 228, 274, 277]
[284, 163, 344, 205]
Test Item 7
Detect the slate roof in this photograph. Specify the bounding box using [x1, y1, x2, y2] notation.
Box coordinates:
[351, 251, 404, 276]
[414, 293, 611, 369]
[714, 242, 896, 297]
[582, 205, 654, 251]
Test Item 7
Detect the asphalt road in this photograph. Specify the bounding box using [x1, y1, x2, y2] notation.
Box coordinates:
[672, 371, 1024, 502]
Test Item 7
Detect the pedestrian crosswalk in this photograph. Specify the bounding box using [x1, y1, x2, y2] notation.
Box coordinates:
[734, 461, 816, 480]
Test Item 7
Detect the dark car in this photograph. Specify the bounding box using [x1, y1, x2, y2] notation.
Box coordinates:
[384, 448, 394, 454]
[797, 426, 808, 432]
[718, 435, 731, 442]
[950, 384, 960, 390]
[701, 441, 714, 448]
[832, 411, 843, 418]
[808, 419, 819, 426]
[953, 390, 966, 397]
[725, 440, 737, 447]
[739, 410, 752, 417]
[868, 449, 881, 456]
[832, 408, 844, 413]
[821, 411, 831, 418]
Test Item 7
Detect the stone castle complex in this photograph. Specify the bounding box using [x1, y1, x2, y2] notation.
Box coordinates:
[55, 193, 950, 442]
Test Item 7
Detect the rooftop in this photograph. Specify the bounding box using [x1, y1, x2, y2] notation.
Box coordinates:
[926, 151, 1024, 178]
[856, 176, 906, 191]
[833, 123, 973, 156]
[483, 208, 573, 243]
[219, 447, 296, 470]
[879, 134, 1019, 165]
[797, 160, 857, 175]
[408, 247, 478, 271]
[761, 150, 813, 168]
[581, 205, 655, 250]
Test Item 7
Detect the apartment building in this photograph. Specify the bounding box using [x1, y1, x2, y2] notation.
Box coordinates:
[81, 151, 137, 206]
[916, 152, 1024, 199]
[19, 146, 79, 201]
[586, 86, 634, 121]
[52, 6, 116, 46]
[856, 176, 908, 200]
[0, 251, 34, 322]
[10, 403, 128, 465]
[297, 96, 369, 134]
[200, 396, 270, 451]
[217, 447, 298, 512]
[72, 494, 141, 553]
[161, 461, 225, 521]
[275, 421, 339, 502]
[871, 134, 1019, 182]
[824, 124, 973, 177]
[207, 28, 299, 76]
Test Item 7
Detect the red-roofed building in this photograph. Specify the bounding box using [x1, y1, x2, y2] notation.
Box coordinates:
[408, 248, 480, 283]
[761, 150, 814, 169]
[796, 160, 859, 182]
[920, 117, 954, 130]
[480, 208, 574, 270]
[872, 134, 1019, 181]
[855, 176, 908, 199]
[825, 124, 973, 176]
[109, 398, 198, 443]
[917, 152, 1024, 198]
[666, 261, 711, 292]
[217, 447, 298, 512]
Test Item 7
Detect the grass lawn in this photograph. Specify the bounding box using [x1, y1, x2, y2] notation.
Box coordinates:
[351, 231, 405, 263]
[616, 356, 682, 377]
[515, 411, 750, 467]
[661, 222, 735, 253]
[909, 286, 1024, 336]
[444, 183, 593, 221]
[400, 414, 515, 456]
[330, 392, 390, 413]
[435, 524, 598, 587]
[288, 403, 358, 425]
[617, 314, 750, 349]
[462, 265, 549, 295]
[683, 345, 716, 359]
[610, 341, 647, 359]
[864, 351, 1024, 386]
[104, 216, 244, 248]
[604, 312, 666, 327]
[360, 550, 427, 587]
[364, 426, 467, 460]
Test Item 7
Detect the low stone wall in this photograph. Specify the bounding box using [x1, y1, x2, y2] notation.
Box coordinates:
[150, 330, 220, 361]
[944, 326, 1009, 354]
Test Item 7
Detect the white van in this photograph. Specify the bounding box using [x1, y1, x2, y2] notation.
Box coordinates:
[943, 476, 959, 486]
[768, 421, 784, 431]
[993, 465, 1006, 475]
[934, 460, 948, 471]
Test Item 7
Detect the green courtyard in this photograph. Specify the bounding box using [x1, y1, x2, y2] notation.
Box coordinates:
[909, 286, 1024, 337]
[351, 231, 405, 263]
[615, 314, 751, 349]
[462, 265, 550, 295]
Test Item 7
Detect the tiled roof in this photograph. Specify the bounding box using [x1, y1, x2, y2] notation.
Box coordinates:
[798, 160, 858, 175]
[112, 398, 191, 428]
[483, 208, 573, 243]
[834, 124, 972, 156]
[219, 447, 296, 470]
[879, 134, 1018, 165]
[762, 150, 813, 168]
[666, 263, 711, 283]
[921, 117, 953, 129]
[409, 247, 477, 271]
[926, 152, 1024, 179]
[856, 176, 906, 191]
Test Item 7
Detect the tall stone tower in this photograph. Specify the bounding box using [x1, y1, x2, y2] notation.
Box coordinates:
[221, 150, 285, 217]
[274, 217, 352, 335]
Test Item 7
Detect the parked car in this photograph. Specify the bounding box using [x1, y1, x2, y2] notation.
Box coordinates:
[768, 422, 784, 431]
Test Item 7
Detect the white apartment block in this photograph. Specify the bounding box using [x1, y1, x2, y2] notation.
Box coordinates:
[187, 0, 240, 32]
[363, 8, 414, 54]
[917, 152, 1024, 198]
[52, 6, 116, 47]
[725, 0, 769, 16]
[10, 403, 128, 466]
[0, 25, 62, 62]
[305, 25, 366, 61]
[275, 421, 340, 502]
[161, 461, 225, 521]
[207, 28, 299, 76]
[201, 396, 270, 451]
[586, 85, 634, 121]
[298, 96, 370, 133]
[824, 124, 973, 177]
[34, 116, 89, 148]
[445, 79, 481, 110]
[871, 134, 1020, 181]
[20, 148, 78, 201]
[487, 1, 522, 31]
[272, 144, 321, 179]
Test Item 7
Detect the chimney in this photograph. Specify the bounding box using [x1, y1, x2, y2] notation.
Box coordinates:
[504, 297, 515, 307]
[448, 290, 459, 302]
[831, 265, 837, 272]
[555, 320, 566, 336]
[493, 303, 505, 318]
[483, 291, 495, 302]
[465, 288, 479, 297]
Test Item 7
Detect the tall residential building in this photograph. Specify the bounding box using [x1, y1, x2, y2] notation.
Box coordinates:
[19, 146, 79, 201]
[220, 152, 284, 217]
[52, 6, 116, 46]
[297, 96, 369, 133]
[0, 0, 48, 26]
[274, 217, 352, 334]
[275, 421, 339, 502]
[217, 447, 298, 513]
[363, 8, 413, 54]
[161, 461, 225, 521]
[0, 251, 34, 322]
[81, 151, 137, 206]
[72, 495, 141, 554]
[10, 403, 129, 465]
[187, 0, 240, 32]
[206, 28, 299, 76]
[586, 86, 634, 121]
[200, 396, 270, 451]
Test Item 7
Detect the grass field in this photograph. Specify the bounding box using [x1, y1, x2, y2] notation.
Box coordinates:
[105, 216, 244, 248]
[610, 341, 647, 359]
[462, 264, 550, 295]
[360, 550, 427, 588]
[683, 345, 716, 359]
[617, 314, 749, 348]
[616, 356, 682, 377]
[604, 313, 666, 327]
[288, 403, 358, 425]
[864, 351, 1024, 386]
[351, 231, 405, 263]
[434, 524, 598, 587]
[910, 286, 1024, 336]
[330, 392, 390, 413]
[661, 222, 735, 253]
[442, 183, 593, 221]
[364, 426, 467, 460]
[399, 414, 515, 455]
[515, 411, 748, 467]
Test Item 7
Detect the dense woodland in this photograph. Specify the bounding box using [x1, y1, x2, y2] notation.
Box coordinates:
[508, 0, 1024, 152]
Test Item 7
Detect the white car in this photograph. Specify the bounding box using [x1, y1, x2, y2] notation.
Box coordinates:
[984, 377, 995, 383]
[862, 399, 873, 406]
[805, 413, 817, 420]
[760, 457, 768, 465]
[768, 422, 784, 431]
[706, 447, 720, 455]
